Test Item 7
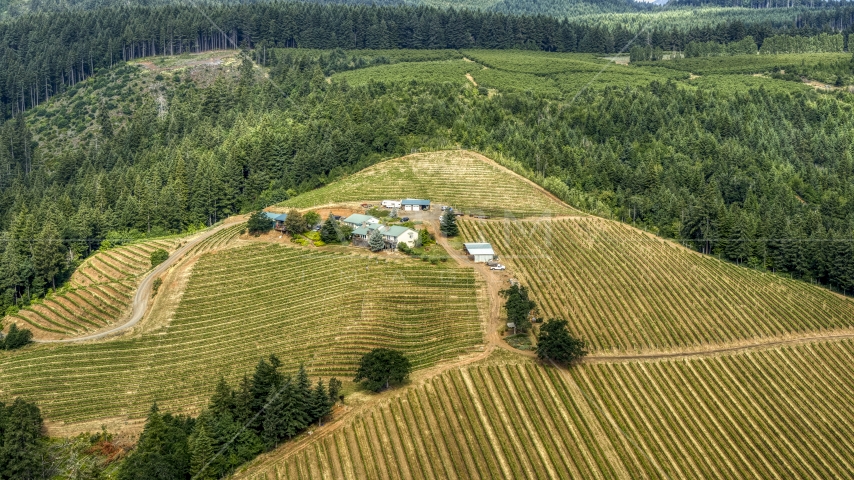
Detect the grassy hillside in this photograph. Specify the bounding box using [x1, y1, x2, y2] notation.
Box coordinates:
[460, 216, 854, 353]
[239, 339, 854, 479]
[2, 239, 178, 339]
[281, 151, 580, 217]
[0, 243, 482, 422]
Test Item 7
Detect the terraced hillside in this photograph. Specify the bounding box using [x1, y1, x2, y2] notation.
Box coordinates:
[3, 239, 178, 339]
[281, 151, 579, 218]
[241, 339, 854, 480]
[0, 243, 482, 422]
[460, 216, 854, 353]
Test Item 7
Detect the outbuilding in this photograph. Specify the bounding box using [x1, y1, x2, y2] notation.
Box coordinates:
[342, 214, 380, 229]
[382, 200, 402, 208]
[264, 212, 288, 232]
[464, 242, 496, 263]
[401, 199, 431, 211]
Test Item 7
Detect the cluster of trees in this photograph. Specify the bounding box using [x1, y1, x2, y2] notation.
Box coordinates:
[501, 284, 537, 335]
[536, 319, 588, 365]
[0, 398, 46, 479]
[354, 348, 411, 392]
[683, 35, 758, 56]
[679, 31, 846, 58]
[0, 324, 32, 350]
[149, 248, 168, 268]
[119, 355, 341, 480]
[759, 32, 845, 53]
[629, 45, 669, 62]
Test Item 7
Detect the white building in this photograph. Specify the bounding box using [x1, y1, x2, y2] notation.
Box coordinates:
[401, 199, 431, 211]
[342, 214, 380, 229]
[464, 243, 496, 263]
[382, 200, 402, 208]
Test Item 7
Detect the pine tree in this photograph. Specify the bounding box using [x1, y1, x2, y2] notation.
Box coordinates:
[309, 379, 332, 426]
[368, 228, 385, 252]
[327, 378, 342, 405]
[320, 214, 341, 244]
[440, 209, 458, 237]
[189, 422, 215, 480]
[209, 377, 235, 417]
[32, 221, 65, 291]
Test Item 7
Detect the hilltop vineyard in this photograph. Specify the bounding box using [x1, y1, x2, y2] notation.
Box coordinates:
[282, 151, 579, 218]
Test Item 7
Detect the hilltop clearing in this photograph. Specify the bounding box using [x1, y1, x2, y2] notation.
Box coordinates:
[282, 151, 580, 218]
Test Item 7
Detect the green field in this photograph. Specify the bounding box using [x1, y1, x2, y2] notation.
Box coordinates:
[0, 243, 482, 422]
[281, 151, 580, 217]
[240, 339, 854, 479]
[460, 217, 854, 353]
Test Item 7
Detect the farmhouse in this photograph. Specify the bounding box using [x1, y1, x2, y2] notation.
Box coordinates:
[351, 223, 384, 241]
[401, 199, 431, 211]
[464, 242, 496, 263]
[342, 214, 380, 229]
[382, 226, 419, 249]
[264, 212, 288, 232]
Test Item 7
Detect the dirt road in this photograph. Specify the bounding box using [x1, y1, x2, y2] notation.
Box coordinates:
[35, 222, 232, 344]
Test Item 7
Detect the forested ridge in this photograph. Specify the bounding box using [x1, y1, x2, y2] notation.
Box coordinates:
[6, 0, 854, 117]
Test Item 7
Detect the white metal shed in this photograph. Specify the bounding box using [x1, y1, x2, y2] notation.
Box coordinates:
[464, 243, 496, 263]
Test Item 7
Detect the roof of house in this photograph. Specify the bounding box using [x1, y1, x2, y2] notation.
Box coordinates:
[383, 226, 415, 238]
[401, 199, 431, 206]
[464, 243, 495, 256]
[342, 214, 378, 225]
[264, 212, 288, 222]
[354, 223, 385, 235]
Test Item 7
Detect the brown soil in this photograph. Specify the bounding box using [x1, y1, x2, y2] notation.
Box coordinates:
[466, 73, 478, 87]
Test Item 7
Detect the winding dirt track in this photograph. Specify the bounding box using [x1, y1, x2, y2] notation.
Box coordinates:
[35, 222, 231, 344]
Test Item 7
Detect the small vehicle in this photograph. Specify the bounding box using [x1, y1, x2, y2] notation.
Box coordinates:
[312, 225, 321, 231]
[401, 217, 410, 222]
[490, 265, 506, 271]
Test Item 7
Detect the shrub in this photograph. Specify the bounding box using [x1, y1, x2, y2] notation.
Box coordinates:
[152, 278, 163, 297]
[150, 249, 169, 268]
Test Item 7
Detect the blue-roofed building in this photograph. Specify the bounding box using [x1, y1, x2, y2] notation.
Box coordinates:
[401, 199, 431, 211]
[264, 212, 288, 231]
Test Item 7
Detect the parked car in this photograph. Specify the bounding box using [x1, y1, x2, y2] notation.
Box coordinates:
[490, 265, 506, 271]
[401, 217, 409, 222]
